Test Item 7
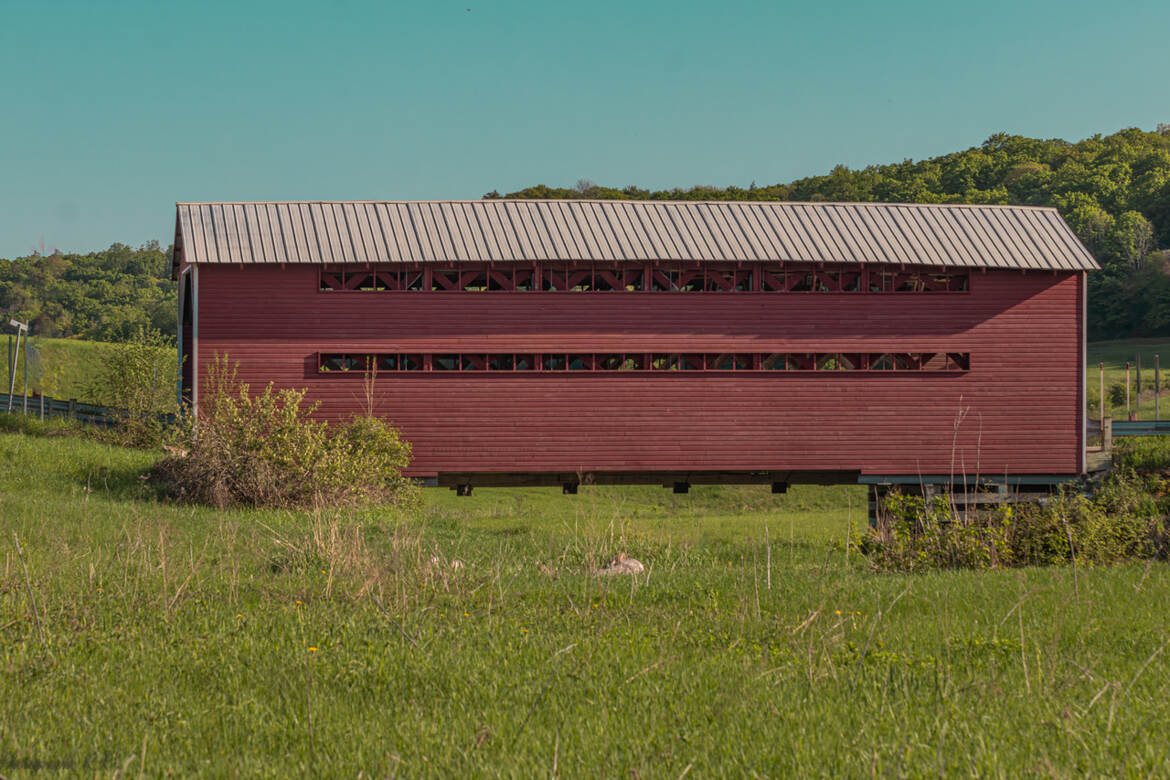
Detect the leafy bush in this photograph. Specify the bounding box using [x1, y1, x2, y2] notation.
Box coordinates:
[1011, 471, 1166, 566]
[857, 492, 1012, 572]
[152, 355, 416, 510]
[1114, 436, 1170, 472]
[1109, 382, 1128, 407]
[857, 467, 1170, 571]
[87, 326, 177, 447]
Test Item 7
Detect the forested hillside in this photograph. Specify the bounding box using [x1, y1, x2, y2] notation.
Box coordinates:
[0, 242, 174, 341]
[493, 126, 1170, 338]
[3, 128, 1168, 342]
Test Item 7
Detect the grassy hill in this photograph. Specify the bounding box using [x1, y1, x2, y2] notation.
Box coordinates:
[3, 336, 111, 403]
[3, 431, 1170, 774]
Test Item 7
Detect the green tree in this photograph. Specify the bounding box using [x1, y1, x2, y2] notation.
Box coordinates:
[1112, 211, 1156, 268]
[495, 126, 1170, 339]
[0, 242, 174, 342]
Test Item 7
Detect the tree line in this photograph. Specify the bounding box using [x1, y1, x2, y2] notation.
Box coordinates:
[0, 241, 175, 342]
[491, 126, 1170, 339]
[3, 127, 1168, 342]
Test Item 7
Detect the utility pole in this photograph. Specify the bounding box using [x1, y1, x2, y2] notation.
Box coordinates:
[7, 319, 28, 414]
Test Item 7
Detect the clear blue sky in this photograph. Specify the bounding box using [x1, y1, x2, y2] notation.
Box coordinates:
[1, 0, 1168, 259]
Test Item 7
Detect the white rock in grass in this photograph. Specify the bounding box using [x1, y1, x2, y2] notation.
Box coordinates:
[598, 552, 645, 576]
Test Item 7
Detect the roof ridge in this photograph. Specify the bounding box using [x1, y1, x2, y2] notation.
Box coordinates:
[175, 199, 1058, 212]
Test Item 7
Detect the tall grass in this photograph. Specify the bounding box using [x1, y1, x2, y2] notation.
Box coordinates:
[2, 432, 1170, 775]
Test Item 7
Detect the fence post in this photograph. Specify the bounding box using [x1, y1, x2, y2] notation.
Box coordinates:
[1103, 417, 1113, 452]
[1099, 362, 1105, 434]
[1157, 355, 1161, 422]
[1127, 362, 1133, 420]
[1137, 354, 1142, 418]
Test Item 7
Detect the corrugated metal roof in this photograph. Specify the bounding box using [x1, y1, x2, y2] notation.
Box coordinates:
[174, 200, 1099, 271]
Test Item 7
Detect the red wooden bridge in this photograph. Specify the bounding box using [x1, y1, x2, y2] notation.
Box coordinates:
[171, 200, 1099, 498]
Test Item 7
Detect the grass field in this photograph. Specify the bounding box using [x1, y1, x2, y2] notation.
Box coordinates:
[3, 431, 1170, 775]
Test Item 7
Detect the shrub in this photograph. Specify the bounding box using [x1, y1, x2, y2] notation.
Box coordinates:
[1114, 436, 1170, 472]
[857, 492, 1012, 572]
[152, 355, 417, 510]
[857, 468, 1170, 572]
[87, 326, 178, 447]
[1108, 382, 1127, 408]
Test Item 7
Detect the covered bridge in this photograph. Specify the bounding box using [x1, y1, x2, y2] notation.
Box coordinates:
[172, 200, 1098, 492]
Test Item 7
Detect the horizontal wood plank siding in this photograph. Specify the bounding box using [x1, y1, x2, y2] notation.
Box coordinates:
[194, 266, 1083, 478]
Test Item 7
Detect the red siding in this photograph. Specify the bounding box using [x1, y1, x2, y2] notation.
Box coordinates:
[193, 266, 1084, 479]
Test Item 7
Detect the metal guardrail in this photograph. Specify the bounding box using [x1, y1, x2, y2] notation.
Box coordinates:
[1110, 420, 1170, 437]
[0, 392, 119, 426]
[1088, 418, 1170, 438]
